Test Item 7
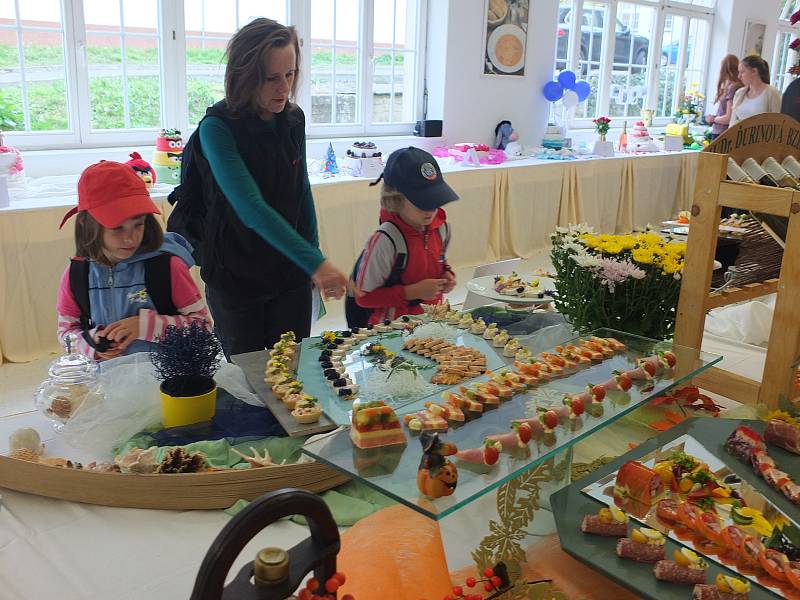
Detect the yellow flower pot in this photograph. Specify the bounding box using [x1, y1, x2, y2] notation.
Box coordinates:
[160, 376, 217, 428]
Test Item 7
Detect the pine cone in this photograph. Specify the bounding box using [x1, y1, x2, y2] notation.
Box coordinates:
[157, 447, 207, 473]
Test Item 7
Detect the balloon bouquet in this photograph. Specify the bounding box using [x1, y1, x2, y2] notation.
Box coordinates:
[542, 70, 592, 144]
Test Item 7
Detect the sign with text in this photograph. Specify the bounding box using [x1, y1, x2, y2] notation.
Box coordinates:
[705, 112, 800, 164]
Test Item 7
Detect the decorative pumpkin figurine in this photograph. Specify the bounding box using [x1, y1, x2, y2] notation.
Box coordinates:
[416, 431, 458, 499]
[125, 152, 156, 188]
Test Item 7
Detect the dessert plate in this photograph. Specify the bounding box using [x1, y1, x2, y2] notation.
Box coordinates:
[487, 24, 525, 74]
[466, 274, 555, 305]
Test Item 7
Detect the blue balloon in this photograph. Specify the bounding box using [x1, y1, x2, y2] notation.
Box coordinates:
[574, 80, 592, 102]
[557, 70, 577, 90]
[543, 80, 564, 102]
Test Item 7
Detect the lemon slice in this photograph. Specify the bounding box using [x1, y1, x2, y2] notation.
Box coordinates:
[609, 507, 628, 524]
[716, 574, 750, 594]
[632, 527, 664, 545]
[673, 547, 699, 566]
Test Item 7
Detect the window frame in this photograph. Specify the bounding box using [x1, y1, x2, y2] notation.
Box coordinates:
[772, 1, 799, 93]
[3, 0, 425, 151]
[557, 0, 714, 129]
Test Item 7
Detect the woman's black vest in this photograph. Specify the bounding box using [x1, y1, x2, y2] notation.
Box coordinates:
[172, 100, 310, 295]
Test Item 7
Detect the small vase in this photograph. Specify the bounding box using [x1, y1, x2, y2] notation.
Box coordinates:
[598, 133, 606, 142]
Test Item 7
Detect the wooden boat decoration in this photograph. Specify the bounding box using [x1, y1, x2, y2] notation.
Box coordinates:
[0, 454, 348, 510]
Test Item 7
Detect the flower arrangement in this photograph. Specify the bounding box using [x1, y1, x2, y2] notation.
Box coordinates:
[593, 116, 611, 140]
[674, 84, 705, 123]
[550, 225, 687, 339]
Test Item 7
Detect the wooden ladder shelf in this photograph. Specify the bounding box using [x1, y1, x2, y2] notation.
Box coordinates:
[673, 113, 800, 410]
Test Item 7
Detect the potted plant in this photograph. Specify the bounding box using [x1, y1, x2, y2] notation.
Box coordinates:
[151, 322, 222, 428]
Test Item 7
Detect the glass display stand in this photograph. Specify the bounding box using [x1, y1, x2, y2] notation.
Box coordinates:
[303, 328, 722, 576]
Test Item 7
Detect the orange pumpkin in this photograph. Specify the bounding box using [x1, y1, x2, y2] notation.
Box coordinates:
[417, 460, 458, 498]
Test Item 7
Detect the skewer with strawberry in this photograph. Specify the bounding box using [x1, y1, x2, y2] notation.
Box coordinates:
[455, 438, 502, 466]
[487, 422, 533, 450]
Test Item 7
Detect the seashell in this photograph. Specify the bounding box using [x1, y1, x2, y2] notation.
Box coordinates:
[114, 446, 159, 474]
[232, 446, 285, 468]
[8, 448, 40, 462]
[8, 427, 44, 455]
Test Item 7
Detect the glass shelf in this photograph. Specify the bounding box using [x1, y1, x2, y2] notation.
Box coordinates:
[296, 328, 508, 426]
[302, 329, 722, 521]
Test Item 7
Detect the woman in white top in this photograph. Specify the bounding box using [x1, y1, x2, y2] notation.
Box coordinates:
[730, 55, 782, 126]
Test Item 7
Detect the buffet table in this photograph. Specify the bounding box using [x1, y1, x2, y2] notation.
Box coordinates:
[0, 151, 698, 363]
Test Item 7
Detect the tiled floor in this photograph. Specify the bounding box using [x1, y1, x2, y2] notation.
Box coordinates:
[0, 249, 767, 421]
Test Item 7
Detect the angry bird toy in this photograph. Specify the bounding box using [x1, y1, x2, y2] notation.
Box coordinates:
[416, 431, 458, 499]
[125, 152, 156, 188]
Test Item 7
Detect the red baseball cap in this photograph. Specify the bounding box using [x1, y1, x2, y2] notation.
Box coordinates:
[59, 160, 161, 229]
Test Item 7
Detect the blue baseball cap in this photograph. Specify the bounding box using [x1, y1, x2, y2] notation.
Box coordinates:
[378, 147, 459, 211]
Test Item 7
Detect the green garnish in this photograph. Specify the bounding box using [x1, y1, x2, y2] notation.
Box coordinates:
[669, 451, 697, 470]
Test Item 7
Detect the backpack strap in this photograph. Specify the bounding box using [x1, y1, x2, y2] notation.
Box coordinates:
[438, 222, 451, 254]
[69, 258, 92, 331]
[378, 221, 408, 286]
[144, 254, 178, 316]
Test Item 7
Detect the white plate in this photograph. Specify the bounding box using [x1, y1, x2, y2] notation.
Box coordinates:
[487, 24, 526, 74]
[466, 274, 556, 305]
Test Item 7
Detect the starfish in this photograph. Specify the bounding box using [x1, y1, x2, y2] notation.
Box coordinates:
[232, 447, 285, 468]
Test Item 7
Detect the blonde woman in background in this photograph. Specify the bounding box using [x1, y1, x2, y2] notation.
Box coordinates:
[730, 55, 782, 126]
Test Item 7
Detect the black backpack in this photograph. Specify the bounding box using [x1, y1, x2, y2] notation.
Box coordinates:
[344, 220, 450, 328]
[166, 128, 206, 266]
[69, 254, 177, 351]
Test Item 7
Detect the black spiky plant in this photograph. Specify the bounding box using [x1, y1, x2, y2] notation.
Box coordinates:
[151, 322, 222, 396]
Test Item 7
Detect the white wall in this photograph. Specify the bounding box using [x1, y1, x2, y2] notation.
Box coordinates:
[705, 0, 782, 104]
[426, 0, 558, 147]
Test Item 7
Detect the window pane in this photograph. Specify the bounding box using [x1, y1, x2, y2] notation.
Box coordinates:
[774, 31, 794, 91]
[684, 18, 709, 94]
[85, 0, 160, 131]
[185, 1, 287, 126]
[657, 14, 684, 118]
[780, 0, 800, 20]
[310, 0, 360, 125]
[576, 1, 606, 119]
[555, 0, 571, 72]
[609, 3, 655, 118]
[0, 1, 70, 133]
[371, 0, 418, 125]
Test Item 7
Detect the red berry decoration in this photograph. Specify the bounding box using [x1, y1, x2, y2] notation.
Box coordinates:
[484, 567, 495, 578]
[298, 590, 312, 600]
[306, 578, 320, 592]
[325, 578, 340, 593]
[443, 595, 453, 600]
[491, 575, 502, 587]
[484, 581, 494, 591]
[341, 595, 355, 600]
[452, 586, 463, 596]
[465, 576, 476, 588]
[332, 572, 346, 585]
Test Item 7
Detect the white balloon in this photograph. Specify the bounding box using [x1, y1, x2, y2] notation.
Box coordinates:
[561, 90, 579, 109]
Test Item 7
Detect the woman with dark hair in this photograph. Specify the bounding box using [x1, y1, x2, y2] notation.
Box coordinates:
[705, 54, 742, 139]
[186, 18, 348, 356]
[730, 55, 782, 126]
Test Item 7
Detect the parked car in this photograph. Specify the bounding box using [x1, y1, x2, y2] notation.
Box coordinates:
[556, 7, 650, 68]
[661, 40, 693, 66]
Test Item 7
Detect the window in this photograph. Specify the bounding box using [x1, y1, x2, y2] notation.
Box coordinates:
[554, 0, 713, 127]
[305, 0, 423, 134]
[2, 0, 423, 150]
[773, 1, 800, 92]
[184, 0, 288, 128]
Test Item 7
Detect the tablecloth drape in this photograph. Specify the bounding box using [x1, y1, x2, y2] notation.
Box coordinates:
[0, 152, 698, 363]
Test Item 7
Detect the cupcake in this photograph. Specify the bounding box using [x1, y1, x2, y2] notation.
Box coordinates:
[458, 313, 474, 329]
[446, 311, 461, 325]
[483, 323, 499, 339]
[292, 399, 323, 424]
[515, 347, 532, 361]
[493, 330, 510, 348]
[470, 318, 487, 335]
[503, 339, 520, 357]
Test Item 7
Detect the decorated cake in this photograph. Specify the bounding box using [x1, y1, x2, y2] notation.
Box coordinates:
[346, 141, 382, 159]
[630, 121, 658, 153]
[343, 141, 383, 178]
[151, 129, 182, 185]
[542, 124, 566, 150]
[350, 400, 407, 449]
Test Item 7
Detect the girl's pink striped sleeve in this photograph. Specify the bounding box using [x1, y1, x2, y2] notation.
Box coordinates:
[137, 256, 213, 341]
[56, 265, 98, 359]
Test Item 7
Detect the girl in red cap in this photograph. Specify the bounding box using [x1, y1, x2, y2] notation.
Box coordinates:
[56, 161, 211, 360]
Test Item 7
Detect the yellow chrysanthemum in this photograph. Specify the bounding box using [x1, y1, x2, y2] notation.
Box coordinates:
[601, 242, 623, 255]
[619, 236, 637, 250]
[632, 249, 655, 265]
